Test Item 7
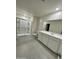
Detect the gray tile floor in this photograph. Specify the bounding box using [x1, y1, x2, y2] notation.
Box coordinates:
[16, 35, 58, 59]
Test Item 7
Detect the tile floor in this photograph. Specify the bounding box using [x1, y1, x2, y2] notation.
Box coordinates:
[16, 35, 58, 59]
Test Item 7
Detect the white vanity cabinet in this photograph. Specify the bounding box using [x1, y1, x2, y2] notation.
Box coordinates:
[38, 31, 62, 55]
[42, 34, 49, 46]
[57, 40, 62, 55]
[38, 32, 49, 46]
[47, 36, 60, 53]
[38, 32, 43, 42]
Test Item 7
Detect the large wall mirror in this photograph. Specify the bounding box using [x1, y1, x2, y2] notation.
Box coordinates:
[43, 19, 62, 34]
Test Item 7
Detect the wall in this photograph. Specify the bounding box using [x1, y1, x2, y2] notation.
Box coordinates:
[31, 17, 40, 34]
[38, 11, 62, 33]
[40, 10, 62, 21]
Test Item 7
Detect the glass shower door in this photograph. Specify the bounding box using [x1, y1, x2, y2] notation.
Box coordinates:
[16, 18, 31, 35]
[20, 19, 29, 34]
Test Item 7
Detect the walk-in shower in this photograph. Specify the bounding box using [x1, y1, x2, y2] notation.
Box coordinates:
[16, 17, 32, 36]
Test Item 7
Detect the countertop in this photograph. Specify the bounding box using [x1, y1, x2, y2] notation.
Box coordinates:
[39, 31, 62, 39]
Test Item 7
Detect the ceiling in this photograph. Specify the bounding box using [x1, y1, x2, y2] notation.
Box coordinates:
[16, 0, 62, 17]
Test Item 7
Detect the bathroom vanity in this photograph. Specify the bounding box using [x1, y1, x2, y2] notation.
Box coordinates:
[38, 31, 62, 57]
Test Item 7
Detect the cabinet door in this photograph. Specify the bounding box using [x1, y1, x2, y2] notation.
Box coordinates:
[38, 33, 41, 40]
[47, 36, 60, 53]
[58, 39, 62, 55]
[38, 33, 44, 42]
[42, 34, 49, 46]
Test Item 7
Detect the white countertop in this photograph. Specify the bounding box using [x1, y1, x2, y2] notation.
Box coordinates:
[39, 31, 62, 39]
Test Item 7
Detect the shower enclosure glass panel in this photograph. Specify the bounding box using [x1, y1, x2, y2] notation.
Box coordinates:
[16, 17, 31, 34]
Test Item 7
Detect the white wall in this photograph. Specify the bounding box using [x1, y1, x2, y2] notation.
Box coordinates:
[31, 17, 40, 34]
[40, 11, 62, 21]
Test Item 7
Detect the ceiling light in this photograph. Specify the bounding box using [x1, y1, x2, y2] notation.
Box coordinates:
[56, 8, 59, 11]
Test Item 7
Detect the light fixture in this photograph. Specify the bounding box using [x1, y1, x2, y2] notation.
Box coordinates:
[56, 8, 59, 11]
